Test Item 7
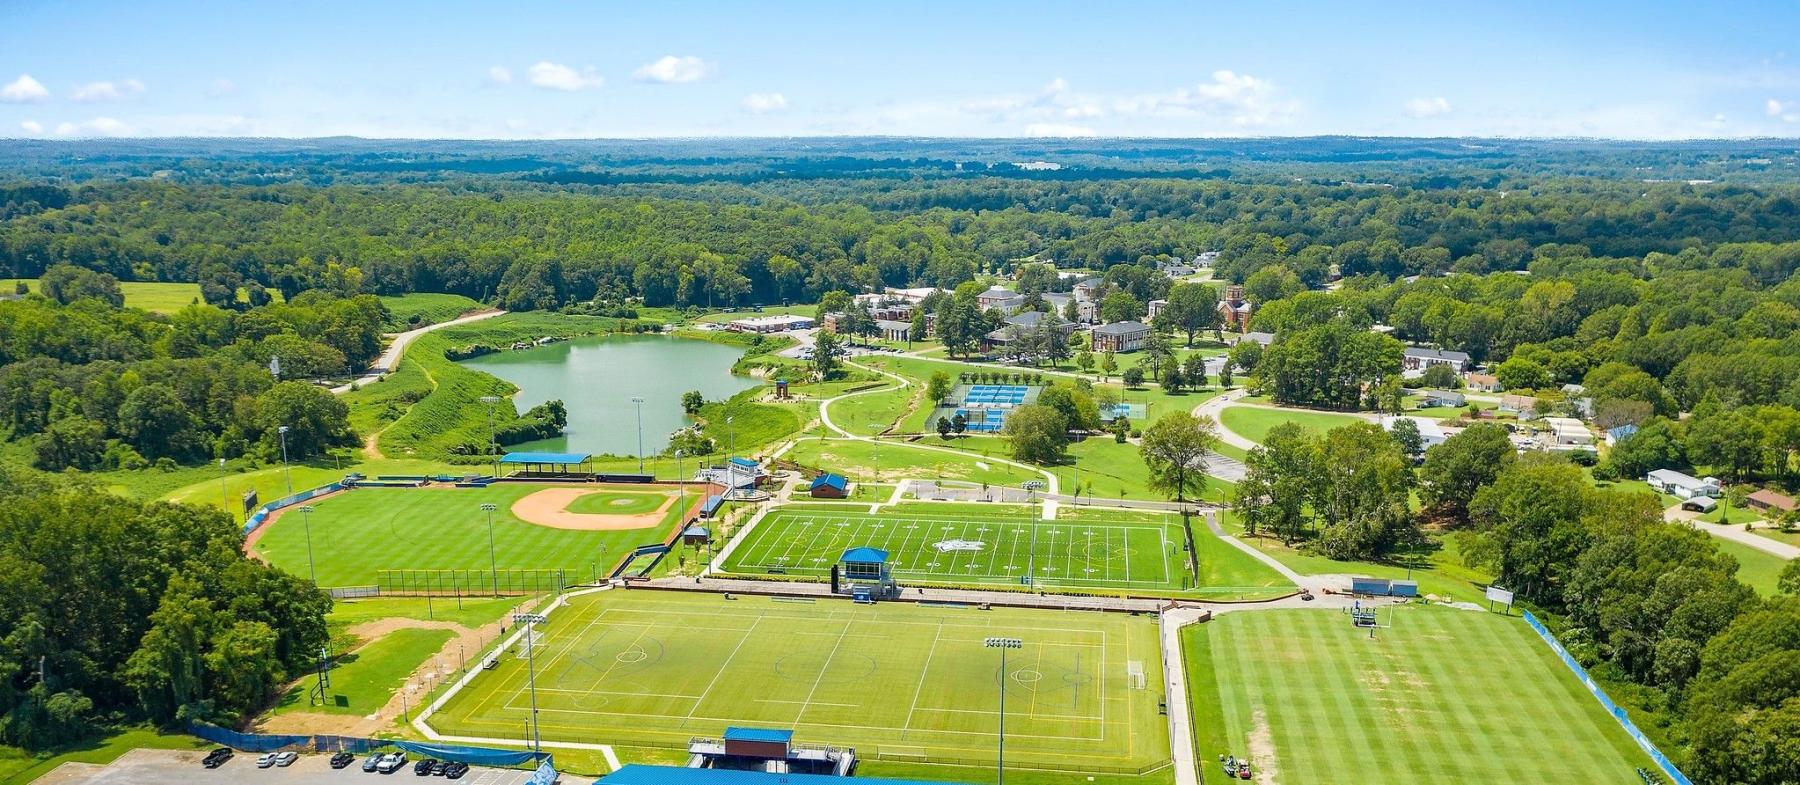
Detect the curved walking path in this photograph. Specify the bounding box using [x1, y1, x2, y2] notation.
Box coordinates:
[816, 357, 1062, 518]
[330, 309, 506, 394]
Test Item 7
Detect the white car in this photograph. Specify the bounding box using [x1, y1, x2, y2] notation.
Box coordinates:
[274, 751, 298, 767]
[255, 753, 278, 768]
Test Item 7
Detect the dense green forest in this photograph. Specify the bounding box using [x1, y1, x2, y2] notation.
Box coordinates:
[2, 137, 1799, 783]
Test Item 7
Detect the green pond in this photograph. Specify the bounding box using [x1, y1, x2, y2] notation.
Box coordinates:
[459, 334, 760, 458]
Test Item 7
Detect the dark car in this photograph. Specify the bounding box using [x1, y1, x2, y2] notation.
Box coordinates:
[330, 751, 355, 769]
[445, 763, 469, 780]
[430, 760, 449, 776]
[201, 747, 233, 768]
[414, 758, 437, 775]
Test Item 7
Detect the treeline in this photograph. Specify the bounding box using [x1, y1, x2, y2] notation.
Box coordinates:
[7, 176, 1800, 316]
[0, 466, 331, 747]
[0, 287, 375, 470]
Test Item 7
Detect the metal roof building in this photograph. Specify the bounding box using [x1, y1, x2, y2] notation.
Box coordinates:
[599, 765, 964, 785]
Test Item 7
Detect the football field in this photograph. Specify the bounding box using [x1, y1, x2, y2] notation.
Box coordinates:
[1185, 607, 1656, 784]
[428, 590, 1169, 773]
[721, 506, 1185, 591]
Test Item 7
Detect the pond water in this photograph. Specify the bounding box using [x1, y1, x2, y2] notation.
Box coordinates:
[459, 334, 760, 458]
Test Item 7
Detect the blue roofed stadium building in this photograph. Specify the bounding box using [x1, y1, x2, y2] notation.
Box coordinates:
[601, 765, 967, 785]
[676, 727, 861, 777]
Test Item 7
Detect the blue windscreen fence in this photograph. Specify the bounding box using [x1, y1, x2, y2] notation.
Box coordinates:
[187, 721, 549, 765]
[241, 481, 346, 537]
[1519, 611, 1692, 785]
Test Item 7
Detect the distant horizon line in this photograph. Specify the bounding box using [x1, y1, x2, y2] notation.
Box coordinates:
[2, 133, 1799, 144]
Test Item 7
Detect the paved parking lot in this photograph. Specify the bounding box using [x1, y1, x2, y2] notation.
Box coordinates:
[37, 749, 564, 785]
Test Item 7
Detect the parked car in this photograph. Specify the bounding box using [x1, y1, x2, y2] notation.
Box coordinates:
[274, 752, 298, 767]
[378, 752, 408, 774]
[330, 751, 355, 769]
[201, 748, 233, 768]
[482, 657, 499, 670]
[414, 758, 437, 775]
[445, 762, 469, 780]
[430, 760, 449, 776]
[256, 753, 279, 769]
[363, 753, 385, 772]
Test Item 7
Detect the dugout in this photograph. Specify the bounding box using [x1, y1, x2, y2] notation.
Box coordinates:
[499, 451, 594, 479]
[831, 547, 897, 601]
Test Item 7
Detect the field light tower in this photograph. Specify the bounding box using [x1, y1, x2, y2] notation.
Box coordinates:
[481, 503, 500, 597]
[513, 612, 548, 753]
[984, 636, 1023, 785]
[631, 396, 646, 473]
[480, 396, 501, 478]
[277, 425, 293, 497]
[298, 505, 318, 583]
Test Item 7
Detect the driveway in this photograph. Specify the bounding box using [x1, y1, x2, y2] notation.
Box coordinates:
[330, 309, 505, 394]
[1668, 504, 1800, 559]
[1193, 388, 1258, 450]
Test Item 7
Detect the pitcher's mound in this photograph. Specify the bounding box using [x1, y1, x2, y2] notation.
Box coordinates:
[511, 487, 678, 530]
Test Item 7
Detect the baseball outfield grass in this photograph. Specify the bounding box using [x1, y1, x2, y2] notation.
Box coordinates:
[1184, 607, 1654, 785]
[251, 484, 688, 587]
[719, 504, 1291, 597]
[428, 590, 1170, 775]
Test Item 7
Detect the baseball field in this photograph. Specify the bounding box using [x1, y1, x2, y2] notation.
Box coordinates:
[250, 483, 693, 587]
[1184, 607, 1655, 784]
[427, 589, 1170, 774]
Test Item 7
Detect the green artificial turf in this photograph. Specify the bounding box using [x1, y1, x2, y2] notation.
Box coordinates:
[1185, 607, 1654, 785]
[1217, 406, 1364, 444]
[784, 437, 1038, 487]
[250, 484, 687, 587]
[429, 590, 1169, 774]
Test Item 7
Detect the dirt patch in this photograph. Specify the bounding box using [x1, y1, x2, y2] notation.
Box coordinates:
[362, 432, 385, 460]
[1248, 710, 1280, 785]
[511, 487, 676, 530]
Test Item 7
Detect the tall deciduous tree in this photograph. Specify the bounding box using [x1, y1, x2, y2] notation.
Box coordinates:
[1139, 412, 1219, 501]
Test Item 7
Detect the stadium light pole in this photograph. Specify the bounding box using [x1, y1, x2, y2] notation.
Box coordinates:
[481, 503, 500, 597]
[217, 457, 231, 520]
[984, 637, 1023, 785]
[513, 612, 547, 753]
[632, 396, 646, 473]
[480, 396, 501, 478]
[299, 505, 318, 584]
[726, 415, 735, 460]
[277, 425, 293, 497]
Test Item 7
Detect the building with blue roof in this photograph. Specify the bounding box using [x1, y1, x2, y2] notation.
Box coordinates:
[834, 547, 895, 602]
[601, 765, 963, 785]
[499, 451, 592, 478]
[809, 473, 849, 498]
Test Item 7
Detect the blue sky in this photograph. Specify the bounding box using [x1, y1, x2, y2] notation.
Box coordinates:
[3, 0, 1799, 139]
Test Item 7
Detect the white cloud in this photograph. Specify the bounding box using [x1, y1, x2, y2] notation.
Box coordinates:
[741, 92, 788, 113]
[1768, 98, 1799, 122]
[71, 79, 147, 102]
[1, 74, 49, 102]
[1024, 122, 1097, 137]
[207, 78, 236, 97]
[1404, 96, 1452, 118]
[19, 120, 44, 134]
[53, 117, 131, 137]
[527, 61, 604, 91]
[1112, 70, 1296, 127]
[487, 66, 513, 85]
[633, 55, 714, 84]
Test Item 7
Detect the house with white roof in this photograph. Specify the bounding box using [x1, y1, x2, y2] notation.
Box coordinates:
[1646, 469, 1720, 500]
[1401, 346, 1472, 378]
[1382, 415, 1447, 450]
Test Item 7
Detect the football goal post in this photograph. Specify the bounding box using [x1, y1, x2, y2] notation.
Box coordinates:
[1127, 660, 1147, 690]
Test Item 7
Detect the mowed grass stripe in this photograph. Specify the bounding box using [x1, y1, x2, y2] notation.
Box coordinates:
[252, 485, 685, 586]
[1190, 608, 1653, 785]
[432, 590, 1166, 771]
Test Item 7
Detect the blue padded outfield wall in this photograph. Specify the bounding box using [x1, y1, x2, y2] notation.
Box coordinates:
[1519, 611, 1692, 785]
[241, 482, 346, 537]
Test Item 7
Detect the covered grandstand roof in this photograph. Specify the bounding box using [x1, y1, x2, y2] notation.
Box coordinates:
[499, 451, 591, 464]
[722, 727, 793, 744]
[841, 546, 888, 564]
[600, 765, 964, 785]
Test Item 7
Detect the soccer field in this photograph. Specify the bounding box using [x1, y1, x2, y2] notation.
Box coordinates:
[250, 484, 688, 587]
[1186, 608, 1655, 784]
[721, 506, 1187, 591]
[429, 590, 1169, 773]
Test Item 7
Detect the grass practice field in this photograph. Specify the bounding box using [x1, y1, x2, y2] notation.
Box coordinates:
[1185, 607, 1653, 785]
[251, 484, 687, 587]
[430, 590, 1169, 774]
[719, 505, 1289, 596]
[1217, 406, 1365, 444]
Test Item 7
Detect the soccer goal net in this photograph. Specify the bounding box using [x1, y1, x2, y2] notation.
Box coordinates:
[1127, 660, 1146, 690]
